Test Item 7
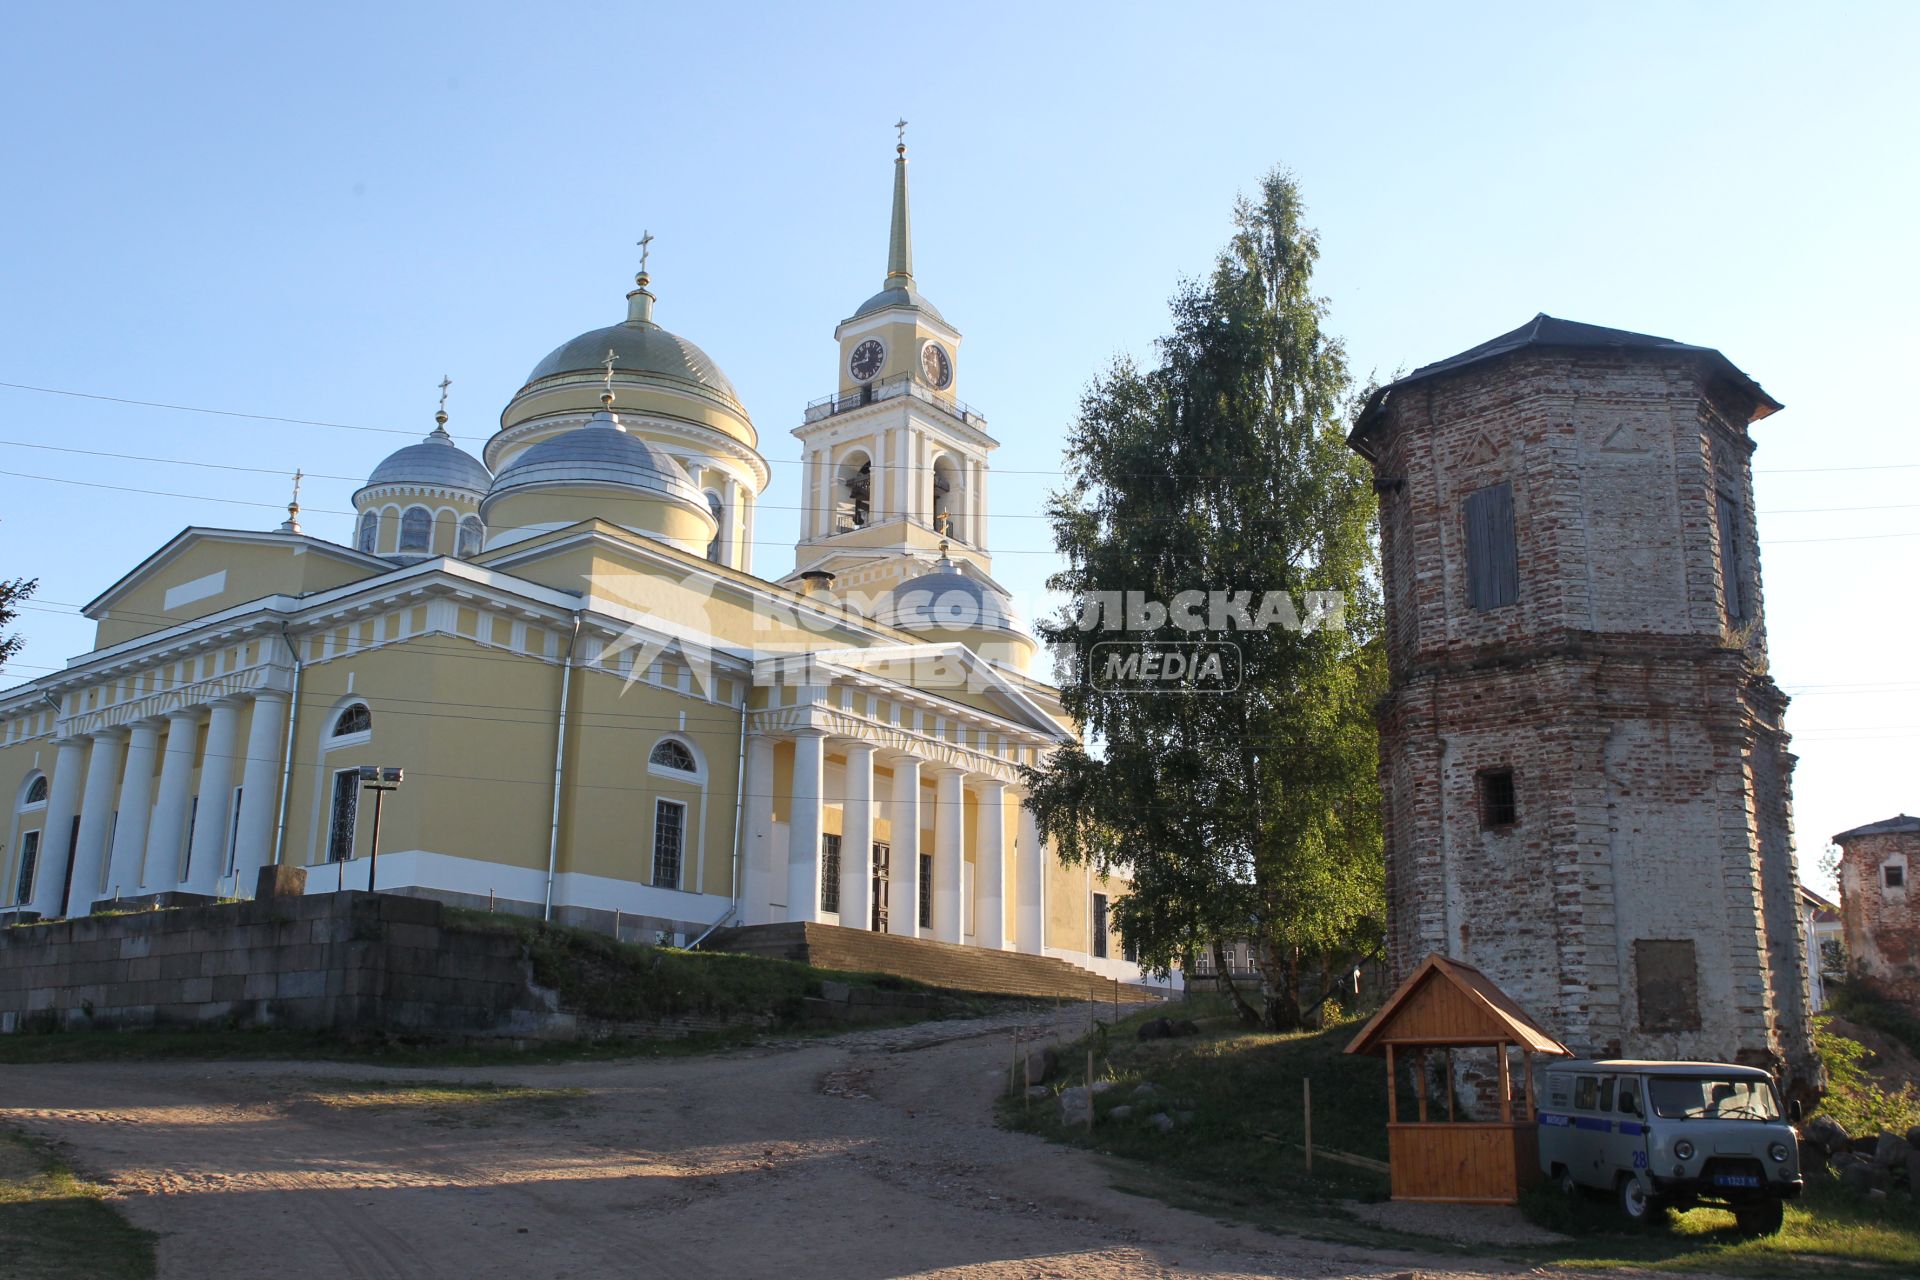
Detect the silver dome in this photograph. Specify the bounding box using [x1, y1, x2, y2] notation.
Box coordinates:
[524, 319, 739, 404]
[485, 412, 705, 508]
[361, 426, 492, 496]
[849, 284, 947, 326]
[882, 561, 1021, 632]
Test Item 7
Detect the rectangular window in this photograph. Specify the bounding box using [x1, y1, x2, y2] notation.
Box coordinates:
[327, 771, 358, 863]
[1716, 491, 1747, 622]
[819, 833, 842, 914]
[225, 786, 244, 878]
[1634, 938, 1702, 1033]
[1574, 1076, 1599, 1111]
[652, 799, 685, 889]
[1464, 482, 1518, 610]
[918, 854, 932, 929]
[1123, 934, 1138, 965]
[1887, 864, 1906, 890]
[1598, 1077, 1615, 1113]
[1092, 892, 1109, 960]
[1477, 769, 1518, 828]
[13, 829, 39, 905]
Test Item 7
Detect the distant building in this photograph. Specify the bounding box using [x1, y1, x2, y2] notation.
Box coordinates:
[1833, 815, 1920, 1011]
[1348, 315, 1816, 1092]
[1799, 883, 1842, 1012]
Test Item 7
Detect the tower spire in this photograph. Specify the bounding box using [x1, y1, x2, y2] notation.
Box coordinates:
[885, 120, 913, 289]
[628, 231, 657, 325]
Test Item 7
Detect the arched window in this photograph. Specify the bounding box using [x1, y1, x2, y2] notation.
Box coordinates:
[458, 515, 485, 558]
[22, 774, 48, 807]
[837, 453, 872, 531]
[705, 491, 724, 563]
[332, 703, 372, 739]
[649, 738, 696, 772]
[357, 510, 379, 553]
[399, 506, 432, 553]
[931, 455, 959, 540]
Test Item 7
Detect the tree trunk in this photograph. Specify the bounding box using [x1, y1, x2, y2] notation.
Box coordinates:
[1214, 942, 1261, 1026]
[1257, 937, 1303, 1031]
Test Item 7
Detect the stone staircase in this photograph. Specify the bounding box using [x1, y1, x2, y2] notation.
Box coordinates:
[707, 922, 1148, 1003]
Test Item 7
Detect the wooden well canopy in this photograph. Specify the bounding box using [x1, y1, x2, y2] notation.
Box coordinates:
[1345, 953, 1570, 1205]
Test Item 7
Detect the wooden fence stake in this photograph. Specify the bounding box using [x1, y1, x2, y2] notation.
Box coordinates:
[1304, 1077, 1313, 1175]
[1086, 1046, 1095, 1133]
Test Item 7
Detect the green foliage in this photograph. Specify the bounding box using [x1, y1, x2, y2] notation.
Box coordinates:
[0, 576, 35, 668]
[1812, 1015, 1920, 1136]
[1827, 982, 1920, 1061]
[1021, 168, 1384, 1027]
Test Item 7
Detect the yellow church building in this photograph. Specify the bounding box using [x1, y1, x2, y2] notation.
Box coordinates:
[0, 139, 1143, 980]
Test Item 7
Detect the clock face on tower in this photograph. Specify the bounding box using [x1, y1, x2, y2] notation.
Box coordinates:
[849, 339, 885, 382]
[920, 341, 952, 389]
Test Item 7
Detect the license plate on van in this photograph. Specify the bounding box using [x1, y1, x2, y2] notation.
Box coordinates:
[1713, 1173, 1761, 1188]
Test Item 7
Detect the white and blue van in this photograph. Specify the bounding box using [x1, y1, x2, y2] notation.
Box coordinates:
[1538, 1059, 1802, 1233]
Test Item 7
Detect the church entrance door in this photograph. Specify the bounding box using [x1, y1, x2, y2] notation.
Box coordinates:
[870, 842, 890, 932]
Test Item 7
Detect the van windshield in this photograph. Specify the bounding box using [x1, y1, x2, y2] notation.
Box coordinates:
[1647, 1076, 1780, 1121]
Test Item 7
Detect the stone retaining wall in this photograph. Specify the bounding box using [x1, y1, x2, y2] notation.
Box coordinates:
[0, 892, 572, 1038]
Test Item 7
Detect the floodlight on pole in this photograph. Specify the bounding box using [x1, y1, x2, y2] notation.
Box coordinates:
[356, 765, 404, 893]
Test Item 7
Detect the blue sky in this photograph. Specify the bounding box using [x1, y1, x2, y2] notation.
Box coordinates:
[2, 2, 1915, 888]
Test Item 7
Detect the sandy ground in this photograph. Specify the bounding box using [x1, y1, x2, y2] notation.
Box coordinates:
[1, 1005, 1568, 1280]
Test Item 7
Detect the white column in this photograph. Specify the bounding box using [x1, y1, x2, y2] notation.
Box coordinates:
[931, 765, 964, 944]
[785, 730, 825, 923]
[975, 459, 990, 550]
[231, 692, 288, 894]
[887, 754, 921, 936]
[872, 431, 889, 523]
[721, 477, 741, 568]
[894, 425, 912, 523]
[67, 729, 127, 913]
[182, 699, 242, 895]
[740, 735, 776, 924]
[974, 778, 1007, 951]
[25, 737, 88, 917]
[839, 743, 876, 931]
[105, 720, 162, 900]
[799, 449, 817, 540]
[740, 490, 757, 576]
[1016, 797, 1045, 955]
[141, 710, 200, 892]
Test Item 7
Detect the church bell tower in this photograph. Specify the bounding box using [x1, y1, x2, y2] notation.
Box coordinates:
[786, 126, 1001, 608]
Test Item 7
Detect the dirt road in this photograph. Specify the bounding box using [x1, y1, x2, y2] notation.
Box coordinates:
[1, 1006, 1540, 1279]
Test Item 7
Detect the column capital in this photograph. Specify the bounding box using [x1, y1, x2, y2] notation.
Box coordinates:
[165, 707, 201, 725]
[841, 741, 879, 760]
[249, 688, 292, 706]
[51, 733, 91, 749]
[972, 776, 1008, 797]
[93, 725, 132, 742]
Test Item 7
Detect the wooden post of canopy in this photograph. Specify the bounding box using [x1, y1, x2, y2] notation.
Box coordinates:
[1497, 1041, 1513, 1124]
[1523, 1047, 1536, 1121]
[1385, 1044, 1398, 1124]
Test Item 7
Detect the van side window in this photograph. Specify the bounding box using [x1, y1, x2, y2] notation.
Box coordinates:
[1598, 1078, 1615, 1112]
[1574, 1076, 1599, 1111]
[1547, 1075, 1570, 1108]
[1618, 1082, 1641, 1117]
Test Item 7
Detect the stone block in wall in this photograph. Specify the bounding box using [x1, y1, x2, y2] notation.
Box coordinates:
[256, 864, 307, 899]
[385, 922, 441, 952]
[118, 934, 153, 961]
[177, 977, 213, 1004]
[276, 970, 327, 1000]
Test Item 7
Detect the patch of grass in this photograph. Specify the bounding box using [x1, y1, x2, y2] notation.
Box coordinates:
[298, 1079, 587, 1127]
[0, 1129, 156, 1280]
[443, 908, 942, 1024]
[1517, 1180, 1920, 1275]
[1012, 995, 1920, 1276]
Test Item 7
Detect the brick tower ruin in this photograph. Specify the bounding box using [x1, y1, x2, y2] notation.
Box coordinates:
[1348, 314, 1816, 1089]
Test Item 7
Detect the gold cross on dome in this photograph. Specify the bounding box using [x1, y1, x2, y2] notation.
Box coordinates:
[290, 468, 304, 510]
[602, 347, 618, 395]
[637, 230, 654, 274]
[437, 374, 452, 413]
[894, 118, 908, 145]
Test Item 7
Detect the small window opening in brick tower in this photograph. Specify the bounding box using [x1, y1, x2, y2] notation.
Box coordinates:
[1887, 863, 1906, 890]
[1477, 768, 1517, 829]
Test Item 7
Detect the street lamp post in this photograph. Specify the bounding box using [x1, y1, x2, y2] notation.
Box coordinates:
[357, 765, 404, 893]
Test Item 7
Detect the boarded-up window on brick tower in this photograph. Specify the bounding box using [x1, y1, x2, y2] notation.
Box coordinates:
[1716, 491, 1747, 621]
[1465, 482, 1518, 610]
[1634, 939, 1702, 1033]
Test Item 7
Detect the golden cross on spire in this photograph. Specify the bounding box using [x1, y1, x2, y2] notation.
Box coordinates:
[291, 468, 303, 509]
[637, 230, 654, 276]
[602, 347, 618, 405]
[894, 118, 908, 146]
[437, 374, 452, 413]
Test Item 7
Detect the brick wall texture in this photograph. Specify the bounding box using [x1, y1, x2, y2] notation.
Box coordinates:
[1836, 827, 1920, 1009]
[1357, 343, 1817, 1089]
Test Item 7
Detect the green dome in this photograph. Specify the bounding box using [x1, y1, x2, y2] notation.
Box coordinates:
[522, 291, 740, 406]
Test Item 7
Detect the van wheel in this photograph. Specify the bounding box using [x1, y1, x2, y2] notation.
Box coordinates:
[1617, 1174, 1655, 1225]
[1555, 1166, 1578, 1198]
[1734, 1200, 1784, 1236]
